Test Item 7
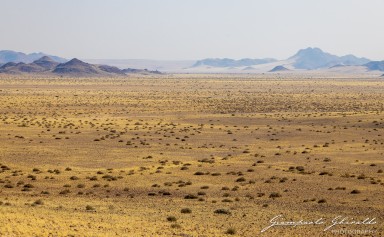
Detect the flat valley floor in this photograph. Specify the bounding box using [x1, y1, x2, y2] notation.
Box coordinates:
[0, 75, 383, 236]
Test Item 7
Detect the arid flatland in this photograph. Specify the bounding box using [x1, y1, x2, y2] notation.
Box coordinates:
[0, 75, 383, 236]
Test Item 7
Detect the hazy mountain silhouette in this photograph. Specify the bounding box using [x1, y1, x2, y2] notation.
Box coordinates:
[364, 61, 384, 71]
[0, 50, 67, 64]
[192, 58, 277, 67]
[289, 47, 370, 70]
[269, 65, 289, 72]
[0, 57, 161, 76]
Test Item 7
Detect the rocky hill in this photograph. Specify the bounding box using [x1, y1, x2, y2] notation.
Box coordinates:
[269, 65, 290, 72]
[0, 57, 162, 76]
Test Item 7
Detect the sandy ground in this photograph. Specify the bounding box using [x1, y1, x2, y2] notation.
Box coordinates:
[0, 74, 383, 236]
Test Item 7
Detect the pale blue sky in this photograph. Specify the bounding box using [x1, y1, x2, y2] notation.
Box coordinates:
[1, 0, 383, 60]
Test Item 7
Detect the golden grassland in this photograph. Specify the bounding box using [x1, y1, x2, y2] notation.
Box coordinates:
[0, 75, 383, 236]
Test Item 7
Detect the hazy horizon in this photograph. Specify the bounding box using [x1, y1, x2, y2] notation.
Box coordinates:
[1, 0, 383, 60]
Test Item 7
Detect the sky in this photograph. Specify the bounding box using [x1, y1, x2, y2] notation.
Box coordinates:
[1, 0, 384, 60]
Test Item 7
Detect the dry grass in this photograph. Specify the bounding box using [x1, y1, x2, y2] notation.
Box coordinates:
[0, 74, 383, 236]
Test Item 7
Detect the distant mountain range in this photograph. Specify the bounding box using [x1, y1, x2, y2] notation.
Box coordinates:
[193, 58, 277, 67]
[0, 56, 162, 76]
[191, 47, 383, 73]
[1, 48, 383, 75]
[288, 47, 370, 69]
[0, 50, 66, 64]
[364, 61, 384, 71]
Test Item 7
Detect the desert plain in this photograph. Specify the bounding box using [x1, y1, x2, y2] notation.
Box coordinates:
[0, 74, 383, 236]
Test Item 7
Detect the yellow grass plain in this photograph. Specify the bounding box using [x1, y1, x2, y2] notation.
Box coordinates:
[0, 74, 383, 236]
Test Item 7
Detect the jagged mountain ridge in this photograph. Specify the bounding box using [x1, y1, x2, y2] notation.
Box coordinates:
[0, 57, 162, 76]
[0, 50, 67, 64]
[191, 47, 373, 71]
[289, 47, 370, 70]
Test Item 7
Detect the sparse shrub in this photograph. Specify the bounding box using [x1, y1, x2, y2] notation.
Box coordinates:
[184, 194, 198, 199]
[222, 199, 233, 203]
[214, 209, 231, 215]
[318, 199, 327, 203]
[181, 208, 192, 214]
[269, 192, 282, 198]
[225, 228, 236, 235]
[59, 189, 71, 195]
[86, 205, 95, 211]
[357, 174, 366, 179]
[166, 216, 177, 222]
[23, 184, 34, 188]
[4, 184, 13, 188]
[351, 189, 361, 194]
[34, 199, 44, 205]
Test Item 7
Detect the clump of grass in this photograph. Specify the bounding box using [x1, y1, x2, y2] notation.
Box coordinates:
[214, 209, 231, 215]
[33, 199, 44, 205]
[4, 184, 13, 188]
[181, 208, 192, 214]
[59, 189, 71, 195]
[184, 194, 198, 199]
[194, 171, 205, 175]
[269, 192, 282, 198]
[86, 205, 95, 211]
[318, 199, 327, 203]
[171, 223, 181, 228]
[166, 216, 177, 222]
[225, 228, 236, 235]
[222, 199, 233, 203]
